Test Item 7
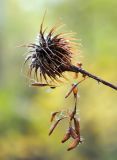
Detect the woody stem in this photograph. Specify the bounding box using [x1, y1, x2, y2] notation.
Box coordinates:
[69, 95, 77, 126]
[68, 65, 117, 90]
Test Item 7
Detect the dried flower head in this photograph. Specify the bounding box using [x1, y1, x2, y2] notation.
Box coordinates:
[23, 14, 117, 90]
[22, 13, 117, 152]
[24, 19, 78, 84]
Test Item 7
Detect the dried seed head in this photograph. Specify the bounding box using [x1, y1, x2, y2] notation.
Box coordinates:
[24, 19, 78, 84]
[23, 16, 117, 90]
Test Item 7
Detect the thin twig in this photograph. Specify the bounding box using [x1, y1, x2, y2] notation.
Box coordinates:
[65, 78, 87, 98]
[68, 65, 117, 90]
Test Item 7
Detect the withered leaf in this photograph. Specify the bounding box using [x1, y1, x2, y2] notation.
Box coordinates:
[69, 110, 76, 120]
[67, 137, 80, 151]
[74, 72, 79, 79]
[65, 83, 78, 98]
[31, 82, 56, 87]
[61, 129, 71, 143]
[49, 118, 63, 136]
[70, 127, 78, 139]
[72, 84, 78, 97]
[77, 62, 82, 68]
[50, 111, 60, 122]
[74, 117, 80, 135]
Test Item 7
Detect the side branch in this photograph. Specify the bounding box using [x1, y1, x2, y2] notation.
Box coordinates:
[68, 65, 117, 90]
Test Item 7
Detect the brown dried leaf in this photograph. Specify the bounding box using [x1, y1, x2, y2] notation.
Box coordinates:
[61, 129, 71, 143]
[74, 117, 80, 135]
[72, 84, 78, 97]
[49, 118, 63, 136]
[70, 127, 78, 139]
[50, 111, 60, 122]
[31, 82, 56, 87]
[67, 137, 80, 151]
[77, 62, 82, 68]
[74, 72, 79, 79]
[65, 83, 78, 98]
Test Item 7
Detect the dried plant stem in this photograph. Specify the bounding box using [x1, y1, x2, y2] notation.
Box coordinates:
[65, 78, 87, 98]
[69, 96, 77, 126]
[49, 82, 82, 151]
[68, 65, 117, 90]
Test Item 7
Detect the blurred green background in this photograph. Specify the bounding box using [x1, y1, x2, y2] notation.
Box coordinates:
[0, 0, 117, 159]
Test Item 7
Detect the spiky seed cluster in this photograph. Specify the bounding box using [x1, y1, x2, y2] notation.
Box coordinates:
[25, 22, 76, 83]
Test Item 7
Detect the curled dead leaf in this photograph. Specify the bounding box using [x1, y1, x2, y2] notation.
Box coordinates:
[50, 111, 60, 122]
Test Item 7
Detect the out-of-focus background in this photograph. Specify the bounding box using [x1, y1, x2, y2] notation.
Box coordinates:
[0, 0, 117, 159]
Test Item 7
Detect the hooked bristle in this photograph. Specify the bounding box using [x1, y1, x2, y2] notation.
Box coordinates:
[24, 20, 78, 84]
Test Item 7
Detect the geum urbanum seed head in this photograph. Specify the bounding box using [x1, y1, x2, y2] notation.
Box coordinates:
[24, 19, 79, 85]
[22, 14, 117, 151]
[23, 16, 117, 90]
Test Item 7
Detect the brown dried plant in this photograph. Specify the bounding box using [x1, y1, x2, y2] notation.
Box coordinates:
[22, 14, 117, 151]
[49, 81, 84, 151]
